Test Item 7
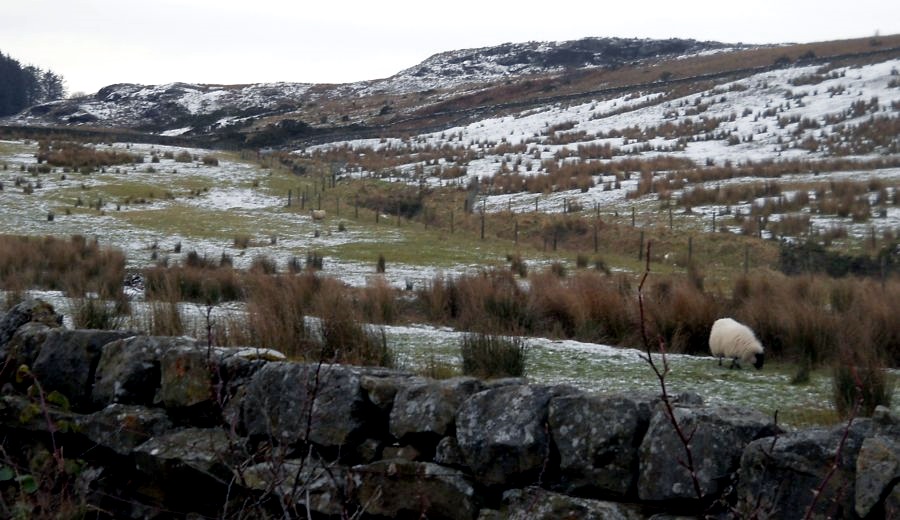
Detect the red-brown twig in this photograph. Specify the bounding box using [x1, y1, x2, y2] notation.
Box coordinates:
[638, 241, 704, 501]
[801, 367, 864, 520]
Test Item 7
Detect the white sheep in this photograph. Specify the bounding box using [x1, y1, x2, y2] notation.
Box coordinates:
[709, 317, 765, 370]
[311, 209, 326, 220]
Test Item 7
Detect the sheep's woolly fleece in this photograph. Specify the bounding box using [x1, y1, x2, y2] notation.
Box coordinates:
[709, 317, 764, 365]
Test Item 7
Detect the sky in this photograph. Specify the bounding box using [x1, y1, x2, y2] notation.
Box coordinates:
[2, 0, 898, 96]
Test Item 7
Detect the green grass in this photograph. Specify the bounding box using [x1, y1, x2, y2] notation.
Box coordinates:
[389, 326, 897, 429]
[120, 206, 270, 239]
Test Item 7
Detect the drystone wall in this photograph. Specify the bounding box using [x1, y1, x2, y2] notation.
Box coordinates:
[0, 298, 897, 519]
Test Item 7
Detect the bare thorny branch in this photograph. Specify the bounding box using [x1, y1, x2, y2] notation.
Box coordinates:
[801, 368, 864, 520]
[637, 241, 704, 502]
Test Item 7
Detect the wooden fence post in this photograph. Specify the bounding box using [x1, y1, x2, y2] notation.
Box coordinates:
[480, 201, 486, 240]
[639, 230, 644, 261]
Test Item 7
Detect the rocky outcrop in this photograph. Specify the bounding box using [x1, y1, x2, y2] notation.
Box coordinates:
[0, 298, 895, 519]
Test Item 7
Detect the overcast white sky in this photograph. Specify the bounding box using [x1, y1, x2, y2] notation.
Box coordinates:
[2, 0, 898, 95]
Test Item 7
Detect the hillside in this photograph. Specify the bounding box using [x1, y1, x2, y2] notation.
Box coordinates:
[0, 37, 746, 138]
[3, 35, 898, 148]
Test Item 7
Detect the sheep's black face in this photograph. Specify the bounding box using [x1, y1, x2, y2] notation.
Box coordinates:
[753, 352, 765, 370]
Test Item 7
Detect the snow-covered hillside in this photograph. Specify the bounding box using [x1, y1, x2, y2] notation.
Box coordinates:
[303, 59, 900, 238]
[12, 82, 314, 133]
[359, 37, 734, 95]
[3, 37, 732, 134]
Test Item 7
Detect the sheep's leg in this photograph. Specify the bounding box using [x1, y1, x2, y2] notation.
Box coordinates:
[729, 358, 741, 370]
[717, 356, 723, 366]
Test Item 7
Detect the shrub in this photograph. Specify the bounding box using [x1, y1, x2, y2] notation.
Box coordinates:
[249, 255, 277, 275]
[646, 277, 718, 354]
[419, 354, 460, 380]
[201, 155, 219, 166]
[454, 269, 533, 333]
[460, 333, 527, 378]
[174, 150, 193, 163]
[70, 296, 128, 329]
[306, 251, 324, 270]
[832, 355, 893, 418]
[359, 277, 396, 324]
[238, 273, 314, 357]
[528, 271, 580, 337]
[233, 234, 252, 249]
[313, 283, 393, 367]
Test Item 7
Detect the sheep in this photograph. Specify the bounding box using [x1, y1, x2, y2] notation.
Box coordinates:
[311, 209, 326, 221]
[709, 317, 765, 370]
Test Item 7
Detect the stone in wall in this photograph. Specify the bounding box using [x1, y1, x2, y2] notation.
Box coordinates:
[389, 376, 484, 442]
[455, 383, 578, 487]
[241, 362, 377, 450]
[855, 430, 900, 518]
[0, 297, 63, 351]
[360, 372, 425, 412]
[351, 459, 477, 520]
[1, 321, 54, 380]
[736, 419, 874, 518]
[93, 335, 197, 407]
[549, 392, 657, 497]
[78, 403, 173, 455]
[241, 454, 350, 517]
[638, 404, 779, 503]
[133, 427, 239, 512]
[503, 486, 645, 520]
[31, 329, 135, 409]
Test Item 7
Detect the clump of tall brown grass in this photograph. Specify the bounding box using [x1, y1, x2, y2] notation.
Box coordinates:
[36, 140, 141, 169]
[831, 322, 894, 418]
[359, 277, 397, 324]
[311, 278, 393, 367]
[142, 261, 242, 304]
[230, 272, 317, 357]
[460, 333, 527, 378]
[0, 235, 125, 299]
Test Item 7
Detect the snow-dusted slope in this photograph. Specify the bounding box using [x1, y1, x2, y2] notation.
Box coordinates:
[13, 82, 314, 133]
[362, 37, 734, 94]
[307, 59, 899, 167]
[302, 59, 900, 237]
[3, 37, 732, 134]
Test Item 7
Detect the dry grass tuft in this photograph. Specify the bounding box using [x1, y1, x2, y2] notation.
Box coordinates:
[460, 333, 527, 378]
